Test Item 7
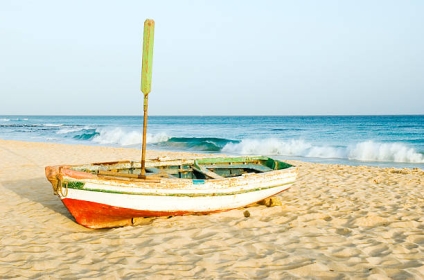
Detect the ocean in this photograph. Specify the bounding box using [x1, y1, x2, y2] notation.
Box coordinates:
[1, 115, 423, 169]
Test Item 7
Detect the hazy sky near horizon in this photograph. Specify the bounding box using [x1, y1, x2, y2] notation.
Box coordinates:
[1, 0, 423, 116]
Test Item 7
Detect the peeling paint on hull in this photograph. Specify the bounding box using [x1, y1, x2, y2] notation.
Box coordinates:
[60, 184, 291, 229]
[46, 157, 297, 229]
[62, 198, 224, 229]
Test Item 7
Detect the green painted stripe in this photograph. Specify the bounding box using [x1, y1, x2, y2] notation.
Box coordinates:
[63, 180, 292, 197]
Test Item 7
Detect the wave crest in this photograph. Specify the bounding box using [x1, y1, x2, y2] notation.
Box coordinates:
[156, 137, 237, 152]
[348, 141, 424, 163]
[92, 128, 169, 146]
[222, 139, 424, 164]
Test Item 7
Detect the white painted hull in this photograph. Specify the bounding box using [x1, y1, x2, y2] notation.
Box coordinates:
[46, 157, 297, 228]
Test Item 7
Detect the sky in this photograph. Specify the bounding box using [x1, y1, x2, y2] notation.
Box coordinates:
[1, 0, 423, 116]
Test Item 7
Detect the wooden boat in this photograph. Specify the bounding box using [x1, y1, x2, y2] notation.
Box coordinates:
[45, 21, 297, 229]
[45, 156, 297, 228]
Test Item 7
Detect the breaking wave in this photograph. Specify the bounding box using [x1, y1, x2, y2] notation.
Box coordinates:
[154, 137, 239, 152]
[347, 141, 424, 163]
[67, 126, 239, 151]
[55, 125, 424, 164]
[91, 128, 169, 146]
[222, 139, 424, 164]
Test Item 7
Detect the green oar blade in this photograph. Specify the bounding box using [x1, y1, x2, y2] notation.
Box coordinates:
[141, 19, 155, 95]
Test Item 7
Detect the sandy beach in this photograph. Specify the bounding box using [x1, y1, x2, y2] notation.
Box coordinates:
[1, 139, 423, 279]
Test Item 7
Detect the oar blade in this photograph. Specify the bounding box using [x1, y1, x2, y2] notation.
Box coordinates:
[141, 19, 155, 95]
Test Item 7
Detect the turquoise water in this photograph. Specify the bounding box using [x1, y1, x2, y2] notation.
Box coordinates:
[1, 115, 423, 169]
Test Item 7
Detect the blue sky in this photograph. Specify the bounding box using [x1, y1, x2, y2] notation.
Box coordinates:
[1, 0, 423, 115]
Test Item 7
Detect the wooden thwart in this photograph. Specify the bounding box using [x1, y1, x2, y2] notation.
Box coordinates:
[203, 164, 273, 172]
[192, 165, 225, 179]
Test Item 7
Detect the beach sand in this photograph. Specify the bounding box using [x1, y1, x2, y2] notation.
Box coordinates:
[1, 139, 423, 279]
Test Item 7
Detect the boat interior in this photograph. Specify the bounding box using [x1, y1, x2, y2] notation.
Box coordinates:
[73, 157, 293, 180]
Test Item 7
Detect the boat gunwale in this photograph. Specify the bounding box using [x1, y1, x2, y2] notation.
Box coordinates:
[64, 156, 292, 174]
[59, 166, 297, 192]
[45, 156, 297, 196]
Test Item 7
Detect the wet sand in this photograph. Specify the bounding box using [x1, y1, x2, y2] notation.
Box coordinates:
[1, 139, 423, 279]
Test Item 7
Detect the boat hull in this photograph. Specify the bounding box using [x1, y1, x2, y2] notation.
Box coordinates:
[45, 157, 297, 228]
[60, 182, 291, 228]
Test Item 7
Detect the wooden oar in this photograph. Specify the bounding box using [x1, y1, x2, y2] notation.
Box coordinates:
[140, 19, 155, 179]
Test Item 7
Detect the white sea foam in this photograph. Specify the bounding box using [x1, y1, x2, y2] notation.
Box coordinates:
[44, 123, 64, 127]
[92, 127, 169, 146]
[347, 141, 424, 163]
[222, 138, 424, 163]
[222, 139, 313, 156]
[147, 132, 170, 144]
